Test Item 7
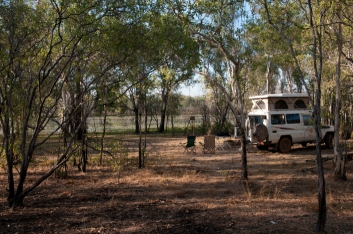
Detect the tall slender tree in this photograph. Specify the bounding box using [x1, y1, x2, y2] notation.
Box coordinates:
[172, 0, 251, 179]
[261, 0, 329, 231]
[0, 0, 102, 206]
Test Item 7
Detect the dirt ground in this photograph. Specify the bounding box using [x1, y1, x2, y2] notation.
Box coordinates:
[1, 135, 353, 234]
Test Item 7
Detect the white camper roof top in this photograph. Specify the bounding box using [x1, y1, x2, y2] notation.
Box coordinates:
[249, 93, 309, 100]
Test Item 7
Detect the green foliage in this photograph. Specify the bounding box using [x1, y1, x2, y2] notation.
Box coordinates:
[211, 120, 234, 135]
[163, 126, 185, 136]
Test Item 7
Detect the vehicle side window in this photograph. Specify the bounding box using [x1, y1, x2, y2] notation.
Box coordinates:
[286, 114, 300, 124]
[271, 114, 285, 125]
[303, 115, 314, 126]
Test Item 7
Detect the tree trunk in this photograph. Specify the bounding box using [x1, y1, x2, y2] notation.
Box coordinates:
[6, 161, 15, 207]
[134, 107, 140, 134]
[315, 137, 326, 233]
[3, 117, 15, 207]
[100, 105, 107, 165]
[265, 61, 271, 94]
[145, 105, 148, 134]
[75, 95, 87, 173]
[159, 93, 168, 133]
[138, 111, 143, 168]
[314, 103, 326, 233]
[240, 127, 248, 180]
[81, 129, 87, 173]
[5, 129, 15, 207]
[333, 17, 346, 180]
[13, 156, 30, 207]
[171, 115, 174, 136]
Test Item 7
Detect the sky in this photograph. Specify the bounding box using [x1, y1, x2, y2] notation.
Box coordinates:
[179, 83, 204, 97]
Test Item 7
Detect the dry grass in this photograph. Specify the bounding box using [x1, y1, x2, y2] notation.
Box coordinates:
[0, 135, 353, 233]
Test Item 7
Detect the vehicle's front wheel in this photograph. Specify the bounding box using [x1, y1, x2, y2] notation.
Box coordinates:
[325, 134, 334, 149]
[278, 137, 291, 153]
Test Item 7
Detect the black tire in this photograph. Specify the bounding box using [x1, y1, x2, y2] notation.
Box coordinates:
[278, 137, 291, 153]
[254, 124, 268, 142]
[325, 134, 334, 149]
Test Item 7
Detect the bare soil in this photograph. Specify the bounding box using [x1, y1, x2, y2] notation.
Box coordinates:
[1, 135, 353, 234]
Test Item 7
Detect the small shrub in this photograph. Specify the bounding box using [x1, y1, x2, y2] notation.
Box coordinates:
[106, 140, 129, 183]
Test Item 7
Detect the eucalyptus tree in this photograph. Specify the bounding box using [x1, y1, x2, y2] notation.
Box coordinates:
[323, 4, 345, 181]
[103, 12, 175, 166]
[117, 12, 199, 134]
[171, 0, 251, 179]
[149, 14, 200, 133]
[92, 42, 133, 165]
[208, 78, 233, 135]
[145, 93, 161, 132]
[324, 1, 353, 181]
[244, 19, 304, 94]
[58, 0, 160, 171]
[105, 20, 155, 135]
[0, 0, 106, 207]
[201, 52, 233, 134]
[259, 0, 333, 231]
[104, 34, 160, 167]
[165, 92, 183, 135]
[123, 65, 160, 135]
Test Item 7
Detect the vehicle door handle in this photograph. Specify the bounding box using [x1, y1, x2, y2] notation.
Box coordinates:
[272, 130, 277, 133]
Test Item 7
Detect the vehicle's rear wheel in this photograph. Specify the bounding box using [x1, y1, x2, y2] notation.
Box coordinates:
[325, 134, 334, 149]
[278, 137, 291, 153]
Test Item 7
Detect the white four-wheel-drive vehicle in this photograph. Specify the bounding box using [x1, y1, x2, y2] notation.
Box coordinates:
[246, 93, 334, 153]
